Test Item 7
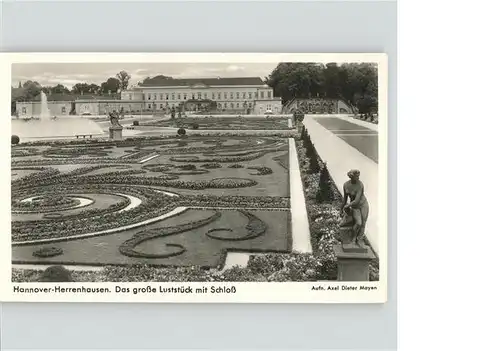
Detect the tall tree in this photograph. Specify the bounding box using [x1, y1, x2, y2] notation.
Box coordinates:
[100, 77, 120, 94]
[139, 75, 173, 86]
[265, 63, 325, 103]
[116, 70, 131, 91]
[265, 61, 378, 114]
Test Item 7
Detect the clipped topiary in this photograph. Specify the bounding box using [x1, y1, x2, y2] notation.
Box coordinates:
[308, 150, 321, 174]
[177, 128, 186, 136]
[133, 120, 139, 126]
[11, 135, 20, 145]
[315, 165, 335, 203]
[191, 123, 199, 130]
[38, 265, 74, 282]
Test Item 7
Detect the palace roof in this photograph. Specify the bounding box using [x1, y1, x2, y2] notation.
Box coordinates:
[139, 77, 265, 87]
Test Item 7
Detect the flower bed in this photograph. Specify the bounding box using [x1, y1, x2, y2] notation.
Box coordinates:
[32, 247, 63, 258]
[12, 185, 179, 242]
[179, 195, 289, 209]
[205, 210, 266, 241]
[43, 147, 111, 159]
[142, 117, 292, 130]
[119, 211, 221, 258]
[200, 163, 222, 169]
[13, 195, 82, 212]
[247, 166, 273, 175]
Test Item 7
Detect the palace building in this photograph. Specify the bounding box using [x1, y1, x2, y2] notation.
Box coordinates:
[15, 77, 284, 116]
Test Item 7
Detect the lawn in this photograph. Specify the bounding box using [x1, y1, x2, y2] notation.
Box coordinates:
[11, 135, 292, 271]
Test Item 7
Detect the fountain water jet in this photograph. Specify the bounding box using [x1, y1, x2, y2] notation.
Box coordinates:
[11, 92, 105, 141]
[39, 91, 51, 121]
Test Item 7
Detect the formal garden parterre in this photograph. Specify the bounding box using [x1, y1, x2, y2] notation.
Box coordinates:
[11, 134, 293, 275]
[11, 127, 378, 282]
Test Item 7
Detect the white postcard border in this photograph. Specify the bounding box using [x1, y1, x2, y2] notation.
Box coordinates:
[0, 52, 388, 303]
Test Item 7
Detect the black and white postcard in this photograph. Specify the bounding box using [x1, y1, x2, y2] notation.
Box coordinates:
[0, 53, 388, 303]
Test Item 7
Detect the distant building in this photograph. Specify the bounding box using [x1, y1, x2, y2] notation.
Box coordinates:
[15, 77, 283, 116]
[15, 93, 122, 117]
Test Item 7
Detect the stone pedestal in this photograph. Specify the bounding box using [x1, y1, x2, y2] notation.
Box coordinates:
[109, 126, 123, 140]
[333, 244, 376, 281]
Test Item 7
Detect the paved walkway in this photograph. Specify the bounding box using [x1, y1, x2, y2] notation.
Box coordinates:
[303, 116, 380, 256]
[288, 138, 312, 253]
[314, 116, 378, 163]
[312, 114, 378, 132]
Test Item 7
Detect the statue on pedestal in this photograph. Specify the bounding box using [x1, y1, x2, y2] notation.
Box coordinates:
[340, 169, 370, 251]
[109, 111, 123, 140]
[109, 111, 122, 128]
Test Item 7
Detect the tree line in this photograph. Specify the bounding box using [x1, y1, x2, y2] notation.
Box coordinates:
[265, 62, 378, 114]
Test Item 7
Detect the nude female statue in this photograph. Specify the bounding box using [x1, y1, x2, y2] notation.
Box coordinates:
[341, 169, 369, 246]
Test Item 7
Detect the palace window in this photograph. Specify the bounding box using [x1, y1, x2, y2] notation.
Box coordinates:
[236, 103, 239, 108]
[230, 102, 234, 109]
[224, 102, 227, 108]
[217, 103, 222, 109]
[160, 94, 163, 100]
[242, 92, 246, 99]
[254, 92, 258, 98]
[230, 92, 234, 99]
[218, 92, 221, 99]
[267, 91, 272, 98]
[212, 93, 216, 100]
[22, 107, 26, 114]
[166, 94, 169, 100]
[224, 92, 227, 99]
[204, 92, 208, 99]
[198, 92, 202, 99]
[160, 104, 163, 109]
[61, 106, 66, 113]
[248, 102, 252, 108]
[260, 91, 264, 99]
[148, 94, 151, 100]
[184, 93, 187, 100]
[148, 104, 151, 109]
[154, 94, 157, 100]
[236, 92, 239, 99]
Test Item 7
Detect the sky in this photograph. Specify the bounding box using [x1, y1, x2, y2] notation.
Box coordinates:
[11, 62, 280, 88]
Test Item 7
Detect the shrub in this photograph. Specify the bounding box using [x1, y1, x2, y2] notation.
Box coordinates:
[177, 128, 186, 136]
[11, 135, 20, 145]
[38, 265, 74, 282]
[192, 123, 199, 130]
[133, 120, 139, 126]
